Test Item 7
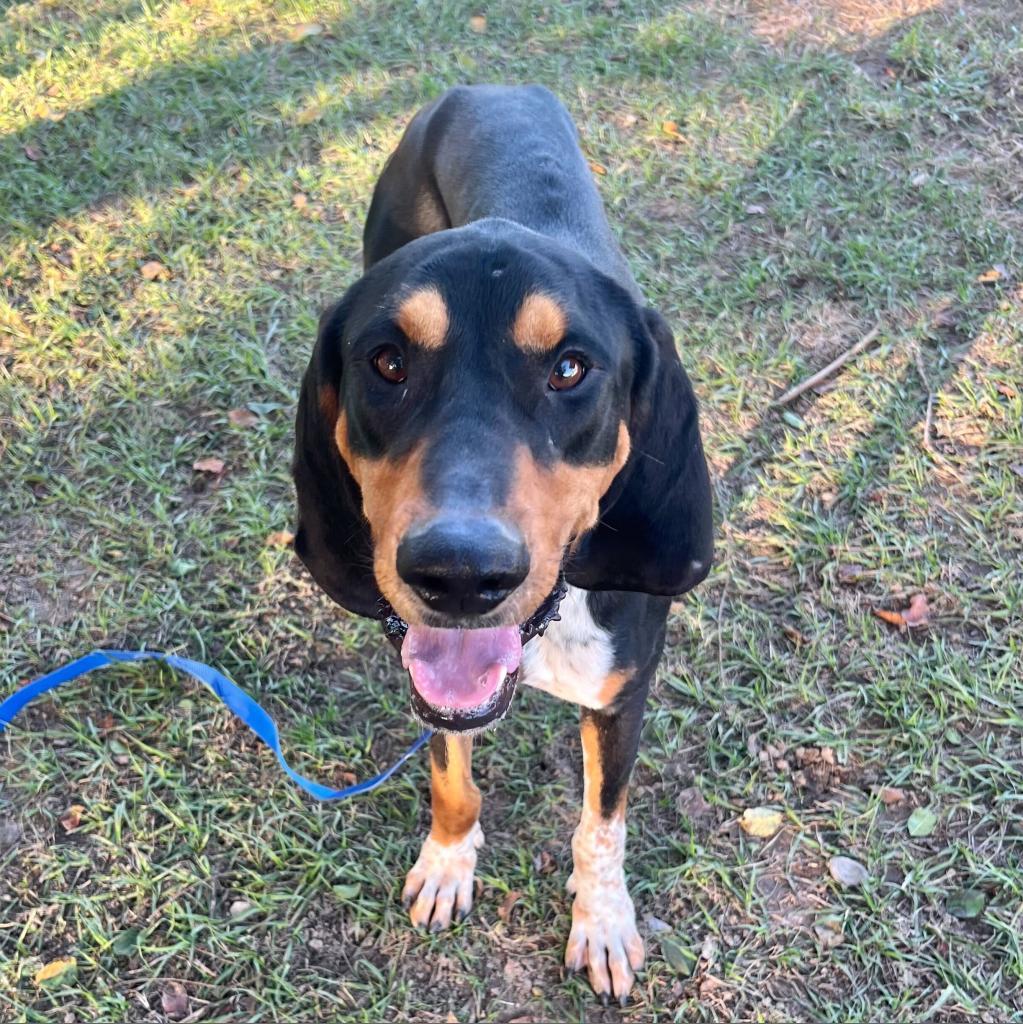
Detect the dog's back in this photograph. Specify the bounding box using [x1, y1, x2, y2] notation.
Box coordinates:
[363, 85, 638, 295]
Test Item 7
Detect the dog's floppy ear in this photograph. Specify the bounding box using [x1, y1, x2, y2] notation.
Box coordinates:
[566, 307, 713, 596]
[292, 300, 382, 618]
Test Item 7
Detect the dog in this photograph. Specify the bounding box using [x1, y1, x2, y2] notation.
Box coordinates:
[292, 84, 712, 1004]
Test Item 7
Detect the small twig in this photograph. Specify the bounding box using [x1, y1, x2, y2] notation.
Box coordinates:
[770, 322, 882, 408]
[912, 343, 936, 452]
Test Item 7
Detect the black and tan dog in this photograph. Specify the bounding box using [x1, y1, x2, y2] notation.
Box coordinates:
[293, 84, 712, 1004]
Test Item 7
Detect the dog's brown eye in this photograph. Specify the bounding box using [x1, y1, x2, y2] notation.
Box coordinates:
[549, 354, 586, 391]
[372, 346, 407, 384]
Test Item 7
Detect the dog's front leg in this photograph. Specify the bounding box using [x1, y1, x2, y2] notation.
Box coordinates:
[402, 733, 482, 930]
[565, 696, 646, 1005]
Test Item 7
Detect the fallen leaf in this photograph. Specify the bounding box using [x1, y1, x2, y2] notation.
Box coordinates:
[677, 786, 712, 820]
[873, 607, 906, 627]
[288, 22, 324, 41]
[161, 980, 190, 1020]
[946, 887, 985, 920]
[739, 806, 783, 838]
[193, 456, 225, 475]
[589, 161, 607, 176]
[295, 103, 326, 125]
[265, 530, 294, 548]
[332, 883, 361, 900]
[661, 120, 686, 141]
[60, 804, 85, 832]
[814, 918, 845, 949]
[878, 786, 906, 806]
[227, 407, 259, 427]
[532, 849, 555, 874]
[782, 624, 809, 645]
[873, 593, 929, 629]
[469, 14, 487, 32]
[907, 806, 938, 838]
[23, 144, 42, 161]
[140, 260, 169, 281]
[902, 593, 930, 627]
[497, 889, 522, 922]
[828, 855, 868, 888]
[976, 265, 1006, 284]
[34, 958, 76, 985]
[660, 935, 697, 975]
[645, 915, 672, 934]
[111, 927, 141, 956]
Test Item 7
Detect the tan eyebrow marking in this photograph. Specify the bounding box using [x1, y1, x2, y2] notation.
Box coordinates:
[511, 292, 568, 353]
[395, 287, 449, 349]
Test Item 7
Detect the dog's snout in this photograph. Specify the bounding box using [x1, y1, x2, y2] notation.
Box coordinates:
[396, 517, 530, 616]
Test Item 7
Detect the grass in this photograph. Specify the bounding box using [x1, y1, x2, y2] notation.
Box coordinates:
[1, 0, 1021, 1020]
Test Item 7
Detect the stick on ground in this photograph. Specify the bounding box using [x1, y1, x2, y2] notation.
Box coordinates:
[770, 322, 882, 408]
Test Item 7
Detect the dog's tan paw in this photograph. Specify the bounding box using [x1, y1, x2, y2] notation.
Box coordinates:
[402, 822, 483, 931]
[565, 884, 645, 1005]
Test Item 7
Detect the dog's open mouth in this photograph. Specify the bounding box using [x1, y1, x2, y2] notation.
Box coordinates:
[402, 625, 522, 732]
[380, 577, 567, 732]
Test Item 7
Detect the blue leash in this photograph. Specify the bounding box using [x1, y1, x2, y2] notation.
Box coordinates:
[0, 650, 431, 801]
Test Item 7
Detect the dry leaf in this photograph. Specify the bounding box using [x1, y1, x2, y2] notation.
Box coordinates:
[902, 593, 930, 627]
[288, 22, 324, 41]
[497, 889, 522, 922]
[193, 456, 226, 475]
[814, 919, 844, 949]
[738, 806, 783, 838]
[661, 120, 687, 141]
[589, 161, 607, 176]
[227, 407, 259, 427]
[296, 103, 326, 125]
[469, 14, 487, 32]
[23, 144, 42, 161]
[140, 260, 169, 281]
[873, 593, 929, 629]
[532, 849, 555, 874]
[161, 980, 190, 1020]
[60, 804, 85, 832]
[878, 786, 906, 806]
[873, 607, 905, 627]
[828, 855, 868, 888]
[976, 265, 1006, 284]
[265, 530, 295, 548]
[34, 957, 76, 985]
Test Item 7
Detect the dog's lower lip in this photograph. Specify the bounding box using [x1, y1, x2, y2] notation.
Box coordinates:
[409, 668, 519, 733]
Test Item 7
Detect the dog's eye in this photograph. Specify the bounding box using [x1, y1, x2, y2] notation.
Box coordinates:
[372, 346, 407, 384]
[549, 354, 586, 391]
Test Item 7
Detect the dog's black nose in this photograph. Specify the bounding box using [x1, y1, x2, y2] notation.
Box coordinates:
[396, 517, 530, 616]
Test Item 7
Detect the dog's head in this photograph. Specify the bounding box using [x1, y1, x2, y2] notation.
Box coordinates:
[293, 220, 712, 730]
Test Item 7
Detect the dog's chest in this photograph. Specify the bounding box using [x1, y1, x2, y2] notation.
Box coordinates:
[518, 586, 617, 709]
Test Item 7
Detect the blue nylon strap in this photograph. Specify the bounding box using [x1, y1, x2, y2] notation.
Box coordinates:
[0, 650, 431, 801]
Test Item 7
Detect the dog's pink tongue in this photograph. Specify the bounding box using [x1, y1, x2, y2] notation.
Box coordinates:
[402, 625, 522, 712]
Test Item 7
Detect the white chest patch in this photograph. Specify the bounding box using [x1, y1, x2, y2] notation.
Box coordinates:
[518, 585, 616, 709]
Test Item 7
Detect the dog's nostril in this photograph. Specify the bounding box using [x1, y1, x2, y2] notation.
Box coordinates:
[396, 517, 529, 616]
